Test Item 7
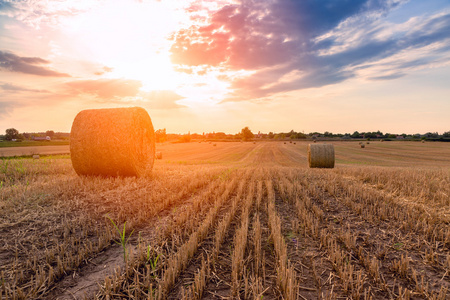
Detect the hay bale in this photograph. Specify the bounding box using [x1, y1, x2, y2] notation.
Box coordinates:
[421, 140, 425, 143]
[32, 154, 40, 159]
[155, 151, 162, 159]
[313, 140, 317, 143]
[294, 142, 296, 145]
[70, 107, 155, 177]
[284, 142, 286, 144]
[367, 142, 370, 144]
[361, 143, 365, 148]
[308, 144, 335, 168]
[380, 139, 384, 142]
[213, 143, 217, 146]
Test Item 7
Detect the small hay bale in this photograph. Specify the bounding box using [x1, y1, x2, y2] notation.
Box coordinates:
[380, 139, 384, 142]
[367, 142, 370, 144]
[361, 143, 365, 148]
[294, 142, 296, 144]
[308, 144, 335, 168]
[213, 143, 217, 146]
[253, 142, 256, 144]
[284, 142, 286, 144]
[421, 140, 425, 143]
[32, 154, 40, 159]
[313, 140, 317, 143]
[359, 142, 363, 145]
[155, 151, 162, 159]
[70, 107, 155, 177]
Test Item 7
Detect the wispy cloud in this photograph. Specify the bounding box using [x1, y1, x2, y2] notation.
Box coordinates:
[65, 78, 142, 99]
[0, 50, 70, 77]
[139, 90, 185, 109]
[171, 0, 450, 101]
[0, 82, 49, 93]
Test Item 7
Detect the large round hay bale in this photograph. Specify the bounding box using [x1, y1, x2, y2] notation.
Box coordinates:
[70, 107, 155, 177]
[308, 144, 335, 168]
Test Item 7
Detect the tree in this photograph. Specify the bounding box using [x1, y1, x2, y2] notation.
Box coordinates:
[240, 126, 254, 141]
[5, 128, 19, 141]
[46, 130, 55, 138]
[443, 131, 450, 137]
[155, 128, 167, 143]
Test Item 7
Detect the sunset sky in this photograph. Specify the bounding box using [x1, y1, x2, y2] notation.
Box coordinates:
[1, 0, 449, 135]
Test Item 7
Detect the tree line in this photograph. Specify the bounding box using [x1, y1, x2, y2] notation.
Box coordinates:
[2, 127, 449, 142]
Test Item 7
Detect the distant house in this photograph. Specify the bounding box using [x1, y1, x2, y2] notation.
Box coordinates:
[396, 135, 404, 140]
[33, 136, 51, 141]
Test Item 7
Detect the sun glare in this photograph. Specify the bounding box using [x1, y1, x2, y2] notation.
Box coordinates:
[61, 1, 191, 90]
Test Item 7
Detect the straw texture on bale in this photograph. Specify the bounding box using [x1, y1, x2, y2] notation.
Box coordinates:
[361, 144, 365, 148]
[70, 107, 155, 177]
[308, 144, 335, 168]
[156, 151, 162, 159]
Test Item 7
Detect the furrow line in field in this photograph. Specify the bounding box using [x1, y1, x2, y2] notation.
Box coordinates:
[266, 179, 298, 300]
[274, 173, 340, 299]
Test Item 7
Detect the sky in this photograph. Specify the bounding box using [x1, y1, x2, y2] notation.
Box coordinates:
[0, 0, 449, 135]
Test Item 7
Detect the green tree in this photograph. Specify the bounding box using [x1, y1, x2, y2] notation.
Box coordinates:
[241, 126, 254, 141]
[155, 128, 167, 143]
[46, 130, 55, 138]
[5, 128, 19, 141]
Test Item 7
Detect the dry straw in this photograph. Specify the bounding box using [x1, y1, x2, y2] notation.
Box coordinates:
[308, 144, 335, 168]
[70, 107, 155, 177]
[361, 143, 365, 148]
[156, 152, 162, 159]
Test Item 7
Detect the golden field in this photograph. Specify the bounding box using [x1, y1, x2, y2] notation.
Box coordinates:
[0, 141, 449, 299]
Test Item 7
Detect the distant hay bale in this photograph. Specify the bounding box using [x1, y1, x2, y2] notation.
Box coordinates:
[313, 140, 317, 143]
[367, 142, 370, 144]
[308, 144, 335, 168]
[155, 151, 162, 159]
[380, 139, 384, 142]
[359, 142, 363, 145]
[284, 142, 286, 144]
[253, 142, 256, 144]
[294, 142, 296, 144]
[361, 143, 365, 148]
[32, 154, 40, 159]
[213, 143, 217, 146]
[421, 140, 425, 143]
[70, 107, 155, 177]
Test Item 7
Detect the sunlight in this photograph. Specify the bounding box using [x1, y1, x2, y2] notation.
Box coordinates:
[61, 0, 192, 90]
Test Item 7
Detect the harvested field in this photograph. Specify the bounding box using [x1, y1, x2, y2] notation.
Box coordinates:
[0, 141, 449, 299]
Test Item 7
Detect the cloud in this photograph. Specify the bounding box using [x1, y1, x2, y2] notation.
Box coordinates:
[66, 78, 142, 99]
[171, 0, 450, 101]
[94, 66, 114, 76]
[139, 90, 185, 109]
[0, 50, 70, 77]
[0, 82, 49, 93]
